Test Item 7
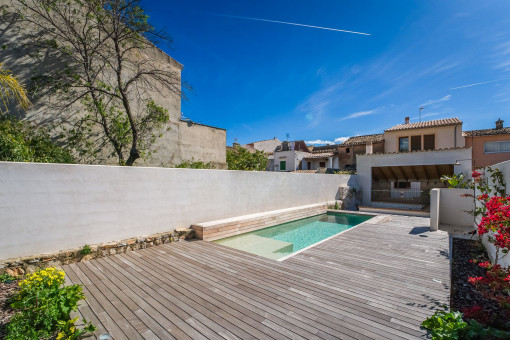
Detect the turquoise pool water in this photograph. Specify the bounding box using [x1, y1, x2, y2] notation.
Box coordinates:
[213, 212, 373, 260]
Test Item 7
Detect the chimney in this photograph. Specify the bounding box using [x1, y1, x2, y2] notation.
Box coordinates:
[496, 118, 504, 129]
[405, 117, 410, 124]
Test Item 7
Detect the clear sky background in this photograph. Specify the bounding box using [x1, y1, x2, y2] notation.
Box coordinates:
[142, 0, 510, 146]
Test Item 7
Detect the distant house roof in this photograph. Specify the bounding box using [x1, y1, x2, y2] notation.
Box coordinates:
[302, 152, 334, 159]
[341, 134, 385, 146]
[463, 127, 510, 137]
[275, 140, 310, 152]
[385, 118, 462, 132]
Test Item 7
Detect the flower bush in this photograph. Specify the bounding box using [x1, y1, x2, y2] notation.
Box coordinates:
[5, 267, 95, 340]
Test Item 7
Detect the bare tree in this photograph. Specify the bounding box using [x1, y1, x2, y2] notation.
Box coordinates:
[11, 0, 184, 165]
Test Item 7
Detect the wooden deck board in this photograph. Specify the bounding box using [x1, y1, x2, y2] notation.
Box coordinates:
[63, 215, 449, 340]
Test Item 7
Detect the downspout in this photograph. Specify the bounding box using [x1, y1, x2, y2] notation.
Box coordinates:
[454, 125, 457, 148]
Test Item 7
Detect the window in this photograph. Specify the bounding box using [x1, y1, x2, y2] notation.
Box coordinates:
[485, 141, 510, 153]
[319, 161, 326, 168]
[279, 160, 286, 171]
[399, 137, 409, 152]
[394, 181, 411, 189]
[424, 134, 435, 150]
[411, 135, 421, 151]
[346, 148, 350, 153]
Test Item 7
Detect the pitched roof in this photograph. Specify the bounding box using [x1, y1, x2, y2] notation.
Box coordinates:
[341, 134, 385, 146]
[311, 144, 339, 152]
[385, 118, 462, 132]
[302, 152, 334, 159]
[463, 127, 510, 137]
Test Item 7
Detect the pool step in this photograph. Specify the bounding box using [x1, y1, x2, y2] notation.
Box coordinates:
[215, 235, 293, 260]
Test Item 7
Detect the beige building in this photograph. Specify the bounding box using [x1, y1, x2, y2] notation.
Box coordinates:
[357, 117, 472, 212]
[0, 0, 226, 168]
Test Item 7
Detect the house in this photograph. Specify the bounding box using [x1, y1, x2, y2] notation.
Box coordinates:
[271, 141, 311, 171]
[241, 137, 282, 154]
[339, 134, 385, 170]
[464, 119, 510, 169]
[357, 117, 472, 212]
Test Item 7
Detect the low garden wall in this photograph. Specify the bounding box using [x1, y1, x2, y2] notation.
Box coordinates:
[0, 162, 358, 262]
[430, 188, 473, 231]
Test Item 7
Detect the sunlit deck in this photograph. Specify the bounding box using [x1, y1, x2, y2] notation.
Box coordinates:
[64, 215, 450, 340]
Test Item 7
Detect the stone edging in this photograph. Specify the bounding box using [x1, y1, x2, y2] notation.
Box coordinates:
[0, 228, 195, 277]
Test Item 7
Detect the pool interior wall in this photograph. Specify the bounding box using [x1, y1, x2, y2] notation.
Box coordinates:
[213, 212, 373, 260]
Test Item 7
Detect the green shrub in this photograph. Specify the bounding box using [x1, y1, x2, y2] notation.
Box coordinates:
[80, 244, 91, 255]
[0, 273, 16, 283]
[421, 309, 510, 340]
[0, 115, 74, 163]
[421, 310, 467, 340]
[175, 158, 215, 169]
[6, 267, 95, 340]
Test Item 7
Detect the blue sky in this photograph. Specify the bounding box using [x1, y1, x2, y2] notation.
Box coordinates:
[143, 0, 510, 146]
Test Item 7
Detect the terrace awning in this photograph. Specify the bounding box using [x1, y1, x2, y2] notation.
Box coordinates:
[372, 164, 454, 181]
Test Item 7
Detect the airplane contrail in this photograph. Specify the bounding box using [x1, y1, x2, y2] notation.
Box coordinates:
[217, 14, 371, 36]
[451, 77, 510, 90]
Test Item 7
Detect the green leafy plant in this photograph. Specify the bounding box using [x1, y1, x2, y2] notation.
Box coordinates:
[5, 267, 95, 340]
[175, 158, 215, 169]
[80, 244, 91, 255]
[440, 173, 468, 188]
[0, 272, 16, 283]
[226, 146, 268, 171]
[0, 115, 75, 163]
[421, 309, 467, 340]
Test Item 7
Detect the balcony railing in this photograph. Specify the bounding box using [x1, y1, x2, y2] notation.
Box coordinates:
[371, 189, 431, 207]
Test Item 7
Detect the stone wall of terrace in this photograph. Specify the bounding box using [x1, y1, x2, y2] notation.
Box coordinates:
[0, 162, 358, 261]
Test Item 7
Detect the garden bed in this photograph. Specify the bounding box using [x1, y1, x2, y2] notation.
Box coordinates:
[0, 278, 19, 339]
[451, 238, 509, 329]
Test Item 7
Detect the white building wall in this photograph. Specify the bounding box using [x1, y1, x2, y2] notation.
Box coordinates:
[0, 162, 359, 259]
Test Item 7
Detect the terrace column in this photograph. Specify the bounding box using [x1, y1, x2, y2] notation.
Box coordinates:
[328, 157, 333, 168]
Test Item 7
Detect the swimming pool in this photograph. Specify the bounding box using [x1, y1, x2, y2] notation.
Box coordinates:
[213, 212, 373, 260]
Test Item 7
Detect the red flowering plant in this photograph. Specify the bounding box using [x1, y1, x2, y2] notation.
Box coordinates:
[468, 261, 510, 319]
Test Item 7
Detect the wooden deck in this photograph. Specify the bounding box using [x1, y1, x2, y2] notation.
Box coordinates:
[63, 215, 450, 340]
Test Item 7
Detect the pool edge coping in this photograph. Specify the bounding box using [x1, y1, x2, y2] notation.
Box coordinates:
[276, 213, 389, 262]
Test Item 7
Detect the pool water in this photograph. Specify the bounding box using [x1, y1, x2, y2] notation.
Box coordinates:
[213, 212, 373, 260]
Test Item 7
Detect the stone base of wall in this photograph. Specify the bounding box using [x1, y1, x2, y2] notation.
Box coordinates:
[0, 228, 195, 277]
[192, 203, 327, 241]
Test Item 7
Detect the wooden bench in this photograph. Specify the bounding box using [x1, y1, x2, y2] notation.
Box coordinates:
[191, 203, 327, 241]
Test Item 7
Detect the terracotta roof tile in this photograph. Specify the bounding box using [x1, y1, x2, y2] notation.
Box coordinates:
[303, 152, 334, 159]
[463, 127, 510, 137]
[341, 134, 385, 146]
[385, 118, 462, 132]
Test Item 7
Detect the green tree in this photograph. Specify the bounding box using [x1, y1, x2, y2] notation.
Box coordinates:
[12, 0, 185, 165]
[0, 116, 75, 163]
[226, 146, 268, 171]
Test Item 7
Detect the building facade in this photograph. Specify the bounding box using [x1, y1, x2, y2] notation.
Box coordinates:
[464, 119, 510, 169]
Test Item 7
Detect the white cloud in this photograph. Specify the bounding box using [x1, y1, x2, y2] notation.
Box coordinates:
[306, 139, 334, 145]
[306, 137, 350, 146]
[334, 137, 349, 143]
[339, 109, 376, 120]
[421, 95, 451, 106]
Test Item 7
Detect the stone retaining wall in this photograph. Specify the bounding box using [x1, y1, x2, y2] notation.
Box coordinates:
[0, 229, 194, 277]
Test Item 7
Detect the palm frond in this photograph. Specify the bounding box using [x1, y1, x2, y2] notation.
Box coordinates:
[0, 63, 31, 113]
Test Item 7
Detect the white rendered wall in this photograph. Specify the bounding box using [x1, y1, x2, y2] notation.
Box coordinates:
[0, 162, 358, 260]
[437, 188, 473, 227]
[357, 147, 472, 205]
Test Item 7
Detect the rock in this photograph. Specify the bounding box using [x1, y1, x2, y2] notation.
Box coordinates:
[6, 267, 24, 277]
[81, 254, 95, 262]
